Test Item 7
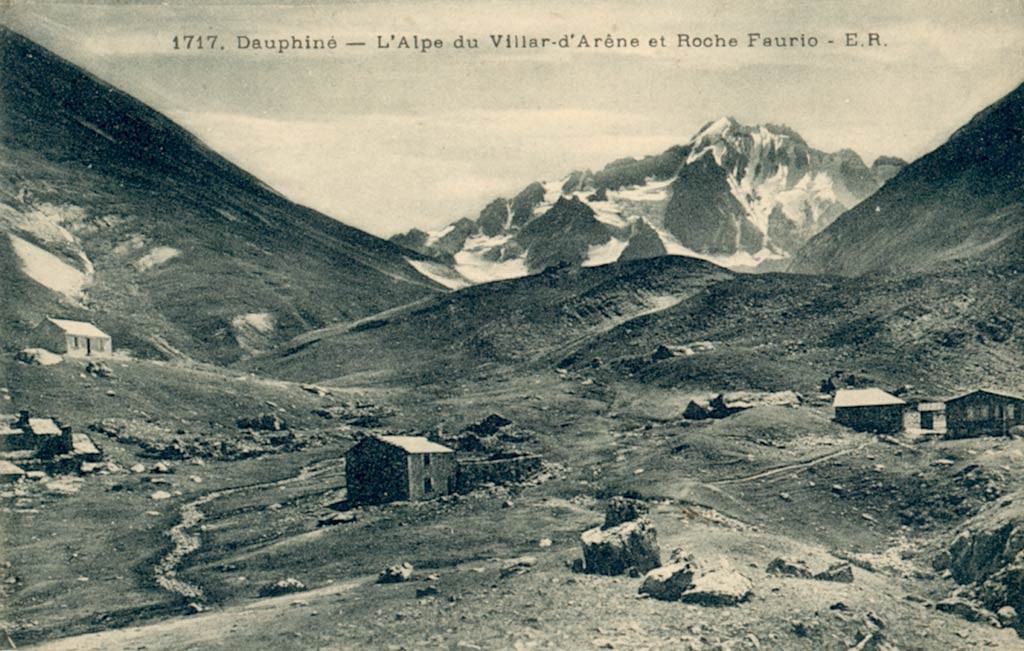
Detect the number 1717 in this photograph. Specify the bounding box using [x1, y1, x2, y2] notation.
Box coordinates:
[172, 35, 219, 50]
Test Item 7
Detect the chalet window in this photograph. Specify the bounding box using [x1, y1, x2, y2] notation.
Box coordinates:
[424, 477, 433, 493]
[72, 336, 80, 348]
[423, 453, 431, 467]
[966, 407, 975, 420]
[95, 340, 104, 352]
[1009, 404, 1017, 419]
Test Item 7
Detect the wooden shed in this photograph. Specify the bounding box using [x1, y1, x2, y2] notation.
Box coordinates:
[945, 389, 1024, 439]
[833, 388, 906, 433]
[37, 318, 112, 358]
[344, 436, 456, 504]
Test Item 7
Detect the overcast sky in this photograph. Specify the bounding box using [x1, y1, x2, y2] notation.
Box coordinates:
[4, 1, 1022, 236]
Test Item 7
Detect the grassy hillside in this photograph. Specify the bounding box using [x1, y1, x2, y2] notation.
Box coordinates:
[0, 26, 444, 364]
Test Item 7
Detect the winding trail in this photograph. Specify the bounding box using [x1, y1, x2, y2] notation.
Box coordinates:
[712, 442, 867, 486]
[152, 461, 331, 603]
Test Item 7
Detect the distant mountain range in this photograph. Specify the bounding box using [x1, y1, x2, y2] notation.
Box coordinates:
[790, 82, 1024, 276]
[0, 26, 445, 363]
[393, 118, 905, 283]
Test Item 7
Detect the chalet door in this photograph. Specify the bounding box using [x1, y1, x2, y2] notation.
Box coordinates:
[86, 339, 91, 355]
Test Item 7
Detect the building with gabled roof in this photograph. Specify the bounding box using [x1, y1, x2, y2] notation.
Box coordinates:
[344, 435, 456, 504]
[833, 388, 906, 433]
[36, 317, 112, 358]
[945, 389, 1024, 439]
[0, 459, 25, 484]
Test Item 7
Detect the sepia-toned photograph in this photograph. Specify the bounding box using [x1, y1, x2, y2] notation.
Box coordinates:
[1, 1, 1022, 648]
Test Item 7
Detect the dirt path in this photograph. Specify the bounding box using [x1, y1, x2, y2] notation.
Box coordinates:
[151, 460, 332, 604]
[27, 575, 373, 651]
[712, 443, 867, 486]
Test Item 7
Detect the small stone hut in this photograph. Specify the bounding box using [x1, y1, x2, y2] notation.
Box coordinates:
[37, 318, 112, 358]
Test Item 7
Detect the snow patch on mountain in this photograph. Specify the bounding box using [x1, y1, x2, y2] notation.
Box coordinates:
[453, 233, 530, 284]
[9, 233, 90, 299]
[582, 237, 631, 267]
[405, 258, 472, 290]
[609, 177, 673, 203]
[134, 246, 182, 271]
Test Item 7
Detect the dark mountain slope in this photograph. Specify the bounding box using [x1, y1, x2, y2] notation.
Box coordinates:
[246, 256, 734, 383]
[791, 82, 1024, 276]
[0, 26, 443, 363]
[251, 248, 1024, 397]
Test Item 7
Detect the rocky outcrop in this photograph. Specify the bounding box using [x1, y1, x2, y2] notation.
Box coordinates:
[934, 495, 1024, 634]
[579, 497, 660, 576]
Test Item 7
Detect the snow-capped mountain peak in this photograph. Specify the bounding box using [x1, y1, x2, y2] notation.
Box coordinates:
[392, 118, 905, 283]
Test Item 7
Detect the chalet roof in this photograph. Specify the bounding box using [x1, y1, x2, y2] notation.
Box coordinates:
[833, 388, 906, 408]
[26, 418, 61, 435]
[378, 436, 454, 454]
[946, 388, 1024, 404]
[72, 433, 100, 456]
[47, 318, 110, 339]
[0, 460, 25, 476]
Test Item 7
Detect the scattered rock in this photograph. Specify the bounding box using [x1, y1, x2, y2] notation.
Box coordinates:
[415, 585, 439, 598]
[500, 556, 538, 579]
[603, 497, 648, 528]
[185, 602, 205, 615]
[300, 384, 331, 396]
[683, 401, 711, 421]
[149, 490, 172, 500]
[651, 344, 674, 361]
[15, 348, 62, 366]
[259, 577, 306, 597]
[580, 519, 661, 576]
[538, 538, 553, 548]
[151, 462, 173, 474]
[935, 597, 999, 625]
[236, 414, 287, 431]
[464, 414, 512, 435]
[318, 512, 358, 527]
[378, 562, 414, 584]
[639, 561, 697, 601]
[680, 565, 753, 606]
[85, 361, 113, 378]
[766, 558, 813, 579]
[997, 605, 1018, 627]
[814, 562, 854, 584]
[130, 464, 146, 473]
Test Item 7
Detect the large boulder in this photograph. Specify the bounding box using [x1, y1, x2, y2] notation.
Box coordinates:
[15, 348, 62, 366]
[581, 519, 661, 576]
[639, 560, 697, 601]
[683, 400, 711, 421]
[680, 565, 753, 606]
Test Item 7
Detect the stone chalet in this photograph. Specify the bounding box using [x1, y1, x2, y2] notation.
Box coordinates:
[344, 436, 456, 504]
